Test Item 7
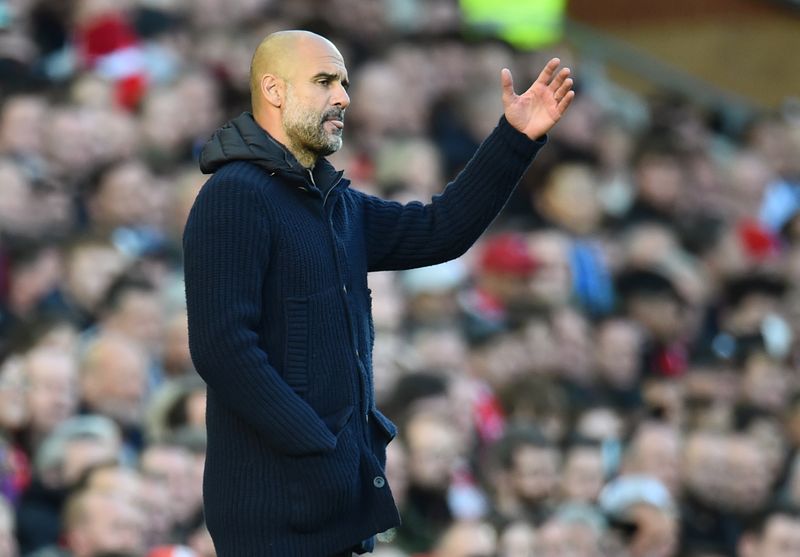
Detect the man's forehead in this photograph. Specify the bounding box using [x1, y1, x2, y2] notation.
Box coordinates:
[298, 49, 348, 78]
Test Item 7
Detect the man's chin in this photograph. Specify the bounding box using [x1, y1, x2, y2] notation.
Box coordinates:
[320, 137, 343, 156]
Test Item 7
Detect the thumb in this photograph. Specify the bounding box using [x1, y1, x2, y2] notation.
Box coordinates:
[501, 68, 515, 107]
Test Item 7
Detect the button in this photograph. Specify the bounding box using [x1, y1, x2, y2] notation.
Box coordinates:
[373, 476, 385, 488]
[342, 285, 347, 293]
[355, 349, 360, 357]
[365, 413, 369, 423]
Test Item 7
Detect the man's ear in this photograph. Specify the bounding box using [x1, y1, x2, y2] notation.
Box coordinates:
[261, 74, 283, 108]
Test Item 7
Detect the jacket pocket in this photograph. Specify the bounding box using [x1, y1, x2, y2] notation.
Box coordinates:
[287, 404, 360, 533]
[368, 407, 397, 469]
[370, 407, 397, 440]
[284, 297, 309, 395]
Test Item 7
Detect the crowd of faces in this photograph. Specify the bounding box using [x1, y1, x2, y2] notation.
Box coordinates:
[2, 0, 800, 557]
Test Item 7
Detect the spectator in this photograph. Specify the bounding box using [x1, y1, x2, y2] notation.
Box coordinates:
[488, 426, 561, 527]
[430, 520, 496, 557]
[59, 237, 128, 328]
[17, 415, 120, 555]
[79, 332, 149, 449]
[536, 503, 607, 557]
[738, 504, 800, 557]
[594, 316, 645, 411]
[599, 475, 678, 557]
[497, 520, 536, 557]
[0, 494, 18, 557]
[0, 354, 30, 502]
[59, 488, 147, 557]
[396, 410, 463, 553]
[623, 421, 682, 496]
[23, 346, 80, 454]
[140, 442, 199, 541]
[560, 438, 605, 504]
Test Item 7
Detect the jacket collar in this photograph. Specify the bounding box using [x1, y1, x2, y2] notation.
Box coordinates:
[199, 112, 346, 195]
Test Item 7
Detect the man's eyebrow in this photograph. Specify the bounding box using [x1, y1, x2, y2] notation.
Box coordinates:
[312, 72, 349, 88]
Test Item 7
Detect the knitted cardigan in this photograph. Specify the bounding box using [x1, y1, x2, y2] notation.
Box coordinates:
[183, 112, 545, 556]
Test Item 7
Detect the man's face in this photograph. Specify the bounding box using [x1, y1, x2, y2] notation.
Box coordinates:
[760, 515, 800, 557]
[74, 494, 146, 557]
[0, 357, 28, 430]
[511, 444, 560, 505]
[406, 416, 460, 491]
[141, 446, 198, 524]
[61, 438, 120, 487]
[67, 244, 126, 312]
[26, 350, 79, 436]
[630, 425, 682, 494]
[281, 41, 350, 159]
[596, 319, 642, 387]
[527, 232, 572, 307]
[628, 294, 683, 342]
[109, 289, 165, 354]
[562, 446, 604, 503]
[82, 339, 148, 427]
[0, 94, 46, 155]
[93, 161, 154, 229]
[0, 501, 17, 557]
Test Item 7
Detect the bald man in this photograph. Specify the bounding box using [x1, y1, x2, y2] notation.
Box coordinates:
[184, 30, 573, 556]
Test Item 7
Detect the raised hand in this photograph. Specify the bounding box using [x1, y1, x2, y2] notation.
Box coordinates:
[501, 58, 574, 140]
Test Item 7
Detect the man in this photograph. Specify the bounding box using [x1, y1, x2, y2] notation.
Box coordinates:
[560, 438, 604, 504]
[395, 410, 463, 553]
[488, 426, 562, 526]
[0, 495, 18, 557]
[623, 421, 682, 496]
[184, 29, 573, 556]
[61, 487, 146, 557]
[17, 415, 121, 555]
[80, 332, 149, 438]
[738, 504, 800, 557]
[430, 520, 498, 557]
[23, 346, 80, 452]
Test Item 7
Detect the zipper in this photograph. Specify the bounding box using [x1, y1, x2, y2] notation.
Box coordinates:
[305, 168, 342, 208]
[322, 174, 343, 208]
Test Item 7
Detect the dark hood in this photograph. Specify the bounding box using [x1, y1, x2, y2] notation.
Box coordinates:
[199, 112, 344, 192]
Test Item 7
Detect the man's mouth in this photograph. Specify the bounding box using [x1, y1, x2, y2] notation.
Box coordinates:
[323, 110, 345, 131]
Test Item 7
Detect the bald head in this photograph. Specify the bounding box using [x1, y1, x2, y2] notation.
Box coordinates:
[248, 30, 350, 168]
[249, 30, 343, 113]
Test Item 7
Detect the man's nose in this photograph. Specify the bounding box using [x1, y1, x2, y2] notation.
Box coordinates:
[332, 84, 350, 109]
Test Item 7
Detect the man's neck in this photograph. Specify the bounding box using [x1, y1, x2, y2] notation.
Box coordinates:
[252, 111, 317, 169]
[287, 140, 316, 169]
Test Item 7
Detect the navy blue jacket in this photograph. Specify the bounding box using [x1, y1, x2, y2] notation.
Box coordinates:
[183, 113, 545, 556]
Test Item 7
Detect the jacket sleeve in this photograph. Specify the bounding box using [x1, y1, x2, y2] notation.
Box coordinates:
[359, 116, 546, 272]
[183, 176, 337, 456]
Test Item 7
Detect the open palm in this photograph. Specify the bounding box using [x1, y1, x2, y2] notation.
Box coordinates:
[502, 58, 574, 140]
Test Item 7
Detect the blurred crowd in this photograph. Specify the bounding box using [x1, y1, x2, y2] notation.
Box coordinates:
[2, 0, 800, 556]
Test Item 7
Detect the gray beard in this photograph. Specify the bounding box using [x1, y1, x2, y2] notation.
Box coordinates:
[283, 102, 343, 159]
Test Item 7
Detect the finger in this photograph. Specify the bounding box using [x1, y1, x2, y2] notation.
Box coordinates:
[548, 67, 571, 92]
[501, 67, 515, 105]
[554, 77, 573, 101]
[534, 57, 560, 86]
[557, 90, 576, 112]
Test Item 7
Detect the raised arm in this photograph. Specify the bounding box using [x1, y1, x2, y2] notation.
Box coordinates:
[183, 175, 336, 456]
[362, 59, 574, 272]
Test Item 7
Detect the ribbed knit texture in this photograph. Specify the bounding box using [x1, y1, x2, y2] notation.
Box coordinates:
[183, 114, 545, 556]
